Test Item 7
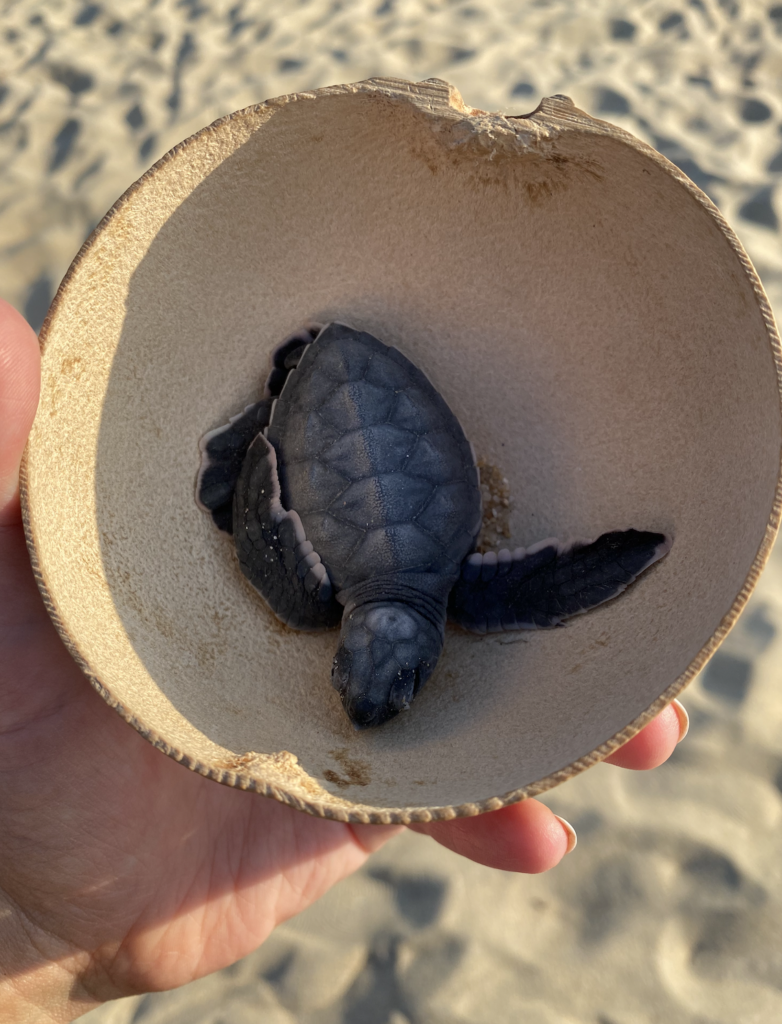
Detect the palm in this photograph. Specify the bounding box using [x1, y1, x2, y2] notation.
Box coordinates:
[0, 516, 375, 999]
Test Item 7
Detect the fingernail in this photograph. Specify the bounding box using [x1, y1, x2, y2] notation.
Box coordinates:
[672, 698, 689, 743]
[555, 815, 578, 854]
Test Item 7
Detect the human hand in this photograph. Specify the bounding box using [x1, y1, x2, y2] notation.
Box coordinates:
[0, 298, 686, 1021]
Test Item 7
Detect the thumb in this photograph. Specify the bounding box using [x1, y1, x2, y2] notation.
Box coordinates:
[0, 299, 41, 526]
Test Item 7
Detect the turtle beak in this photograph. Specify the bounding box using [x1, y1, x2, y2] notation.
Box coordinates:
[331, 647, 416, 730]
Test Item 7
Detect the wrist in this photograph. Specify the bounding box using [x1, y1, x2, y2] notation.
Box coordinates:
[0, 893, 102, 1023]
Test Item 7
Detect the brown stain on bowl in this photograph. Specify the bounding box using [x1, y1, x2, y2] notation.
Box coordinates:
[403, 97, 595, 197]
[60, 355, 83, 376]
[477, 458, 512, 551]
[324, 747, 371, 788]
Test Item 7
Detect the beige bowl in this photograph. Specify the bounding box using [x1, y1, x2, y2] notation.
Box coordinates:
[21, 78, 782, 824]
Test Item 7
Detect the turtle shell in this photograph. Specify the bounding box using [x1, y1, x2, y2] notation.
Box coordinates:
[266, 323, 482, 596]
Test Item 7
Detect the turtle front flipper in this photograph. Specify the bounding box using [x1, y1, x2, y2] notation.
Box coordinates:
[197, 400, 273, 532]
[448, 530, 671, 634]
[196, 323, 322, 533]
[234, 432, 342, 631]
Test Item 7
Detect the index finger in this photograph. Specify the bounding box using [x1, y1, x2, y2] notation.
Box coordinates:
[0, 298, 40, 525]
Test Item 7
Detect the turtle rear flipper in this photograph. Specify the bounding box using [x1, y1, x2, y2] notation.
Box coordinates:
[448, 530, 671, 634]
[234, 432, 342, 631]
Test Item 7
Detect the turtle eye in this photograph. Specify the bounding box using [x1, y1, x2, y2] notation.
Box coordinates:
[388, 668, 416, 712]
[331, 646, 352, 692]
[413, 667, 423, 697]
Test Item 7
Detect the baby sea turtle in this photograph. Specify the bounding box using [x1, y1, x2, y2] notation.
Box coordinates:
[197, 323, 670, 729]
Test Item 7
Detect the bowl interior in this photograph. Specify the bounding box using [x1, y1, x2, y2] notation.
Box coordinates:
[24, 81, 781, 819]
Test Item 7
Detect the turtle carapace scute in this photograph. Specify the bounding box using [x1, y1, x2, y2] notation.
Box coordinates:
[197, 323, 671, 730]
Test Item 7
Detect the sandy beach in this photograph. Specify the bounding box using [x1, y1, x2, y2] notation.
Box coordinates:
[3, 1, 782, 1021]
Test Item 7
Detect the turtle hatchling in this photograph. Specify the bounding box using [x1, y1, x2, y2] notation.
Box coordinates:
[197, 323, 670, 729]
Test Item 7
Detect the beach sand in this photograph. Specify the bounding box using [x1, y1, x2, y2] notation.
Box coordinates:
[2, 1, 782, 1021]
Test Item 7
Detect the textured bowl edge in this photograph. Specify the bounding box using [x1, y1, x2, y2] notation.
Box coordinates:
[19, 77, 782, 826]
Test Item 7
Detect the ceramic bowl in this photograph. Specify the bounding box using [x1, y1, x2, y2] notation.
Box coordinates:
[21, 78, 782, 823]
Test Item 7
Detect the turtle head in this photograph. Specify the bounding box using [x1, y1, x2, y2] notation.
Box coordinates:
[332, 602, 444, 729]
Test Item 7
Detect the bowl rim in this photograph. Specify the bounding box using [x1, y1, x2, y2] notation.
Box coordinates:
[19, 77, 782, 825]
